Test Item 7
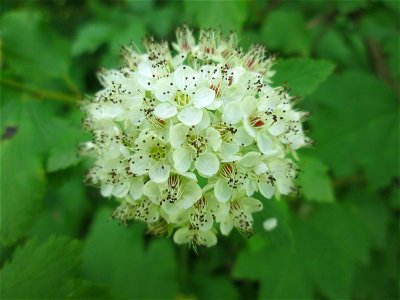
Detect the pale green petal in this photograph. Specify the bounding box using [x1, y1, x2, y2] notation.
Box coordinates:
[220, 143, 239, 159]
[198, 213, 214, 231]
[269, 120, 286, 136]
[173, 66, 198, 91]
[214, 179, 232, 203]
[177, 106, 203, 126]
[255, 162, 268, 175]
[263, 218, 278, 231]
[154, 102, 178, 119]
[196, 110, 211, 131]
[178, 181, 202, 209]
[161, 201, 181, 215]
[100, 184, 113, 197]
[113, 182, 130, 198]
[130, 155, 149, 175]
[243, 118, 256, 137]
[198, 230, 217, 247]
[239, 152, 261, 167]
[195, 153, 220, 177]
[259, 181, 275, 199]
[222, 101, 242, 124]
[233, 126, 254, 146]
[241, 96, 257, 116]
[173, 227, 190, 244]
[154, 77, 175, 102]
[129, 177, 144, 200]
[277, 178, 293, 195]
[143, 180, 161, 204]
[169, 123, 189, 148]
[149, 164, 170, 183]
[256, 133, 277, 156]
[220, 215, 234, 236]
[173, 148, 192, 173]
[206, 127, 222, 151]
[242, 197, 263, 212]
[192, 87, 215, 108]
[244, 178, 257, 196]
[214, 202, 230, 222]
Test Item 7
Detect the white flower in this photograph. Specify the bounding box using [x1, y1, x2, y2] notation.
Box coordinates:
[82, 27, 310, 248]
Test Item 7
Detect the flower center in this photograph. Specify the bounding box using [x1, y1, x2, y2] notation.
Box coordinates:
[150, 145, 166, 160]
[249, 114, 265, 128]
[187, 133, 207, 155]
[215, 122, 237, 142]
[174, 91, 190, 107]
[164, 175, 183, 204]
[220, 163, 241, 188]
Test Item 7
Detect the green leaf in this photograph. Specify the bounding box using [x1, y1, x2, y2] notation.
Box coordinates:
[307, 71, 399, 188]
[233, 203, 371, 299]
[0, 96, 85, 244]
[335, 0, 368, 14]
[252, 195, 293, 248]
[82, 207, 178, 299]
[0, 101, 46, 245]
[1, 10, 70, 82]
[1, 237, 81, 298]
[298, 155, 335, 202]
[125, 0, 154, 13]
[72, 21, 114, 56]
[45, 115, 86, 173]
[261, 10, 312, 56]
[272, 58, 335, 96]
[29, 175, 90, 240]
[184, 0, 248, 33]
[195, 276, 239, 300]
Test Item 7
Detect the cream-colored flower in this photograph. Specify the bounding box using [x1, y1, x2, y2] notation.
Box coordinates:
[82, 27, 309, 248]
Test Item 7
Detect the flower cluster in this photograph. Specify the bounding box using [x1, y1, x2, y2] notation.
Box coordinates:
[82, 27, 310, 248]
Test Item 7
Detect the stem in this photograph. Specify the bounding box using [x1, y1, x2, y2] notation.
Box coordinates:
[0, 78, 78, 104]
[63, 75, 82, 98]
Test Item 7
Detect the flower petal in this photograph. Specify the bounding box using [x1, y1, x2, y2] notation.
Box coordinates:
[195, 153, 220, 177]
[149, 164, 171, 183]
[220, 215, 234, 236]
[222, 101, 242, 124]
[143, 181, 161, 205]
[239, 152, 261, 167]
[130, 155, 149, 175]
[220, 142, 239, 159]
[129, 177, 144, 200]
[154, 102, 178, 119]
[100, 184, 113, 197]
[173, 227, 190, 244]
[198, 230, 217, 247]
[173, 148, 192, 173]
[256, 133, 277, 156]
[241, 96, 257, 116]
[113, 182, 130, 198]
[177, 106, 203, 126]
[269, 120, 285, 136]
[178, 181, 202, 209]
[192, 87, 215, 108]
[173, 66, 198, 92]
[242, 197, 263, 212]
[154, 77, 176, 102]
[260, 180, 275, 199]
[234, 126, 253, 146]
[169, 123, 189, 148]
[214, 179, 232, 203]
[206, 127, 222, 151]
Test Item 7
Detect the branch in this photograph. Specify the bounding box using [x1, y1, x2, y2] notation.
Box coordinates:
[0, 78, 79, 104]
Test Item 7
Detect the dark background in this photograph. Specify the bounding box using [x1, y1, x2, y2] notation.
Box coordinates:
[1, 0, 399, 299]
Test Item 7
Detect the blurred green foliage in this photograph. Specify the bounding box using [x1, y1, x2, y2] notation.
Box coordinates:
[0, 0, 399, 299]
